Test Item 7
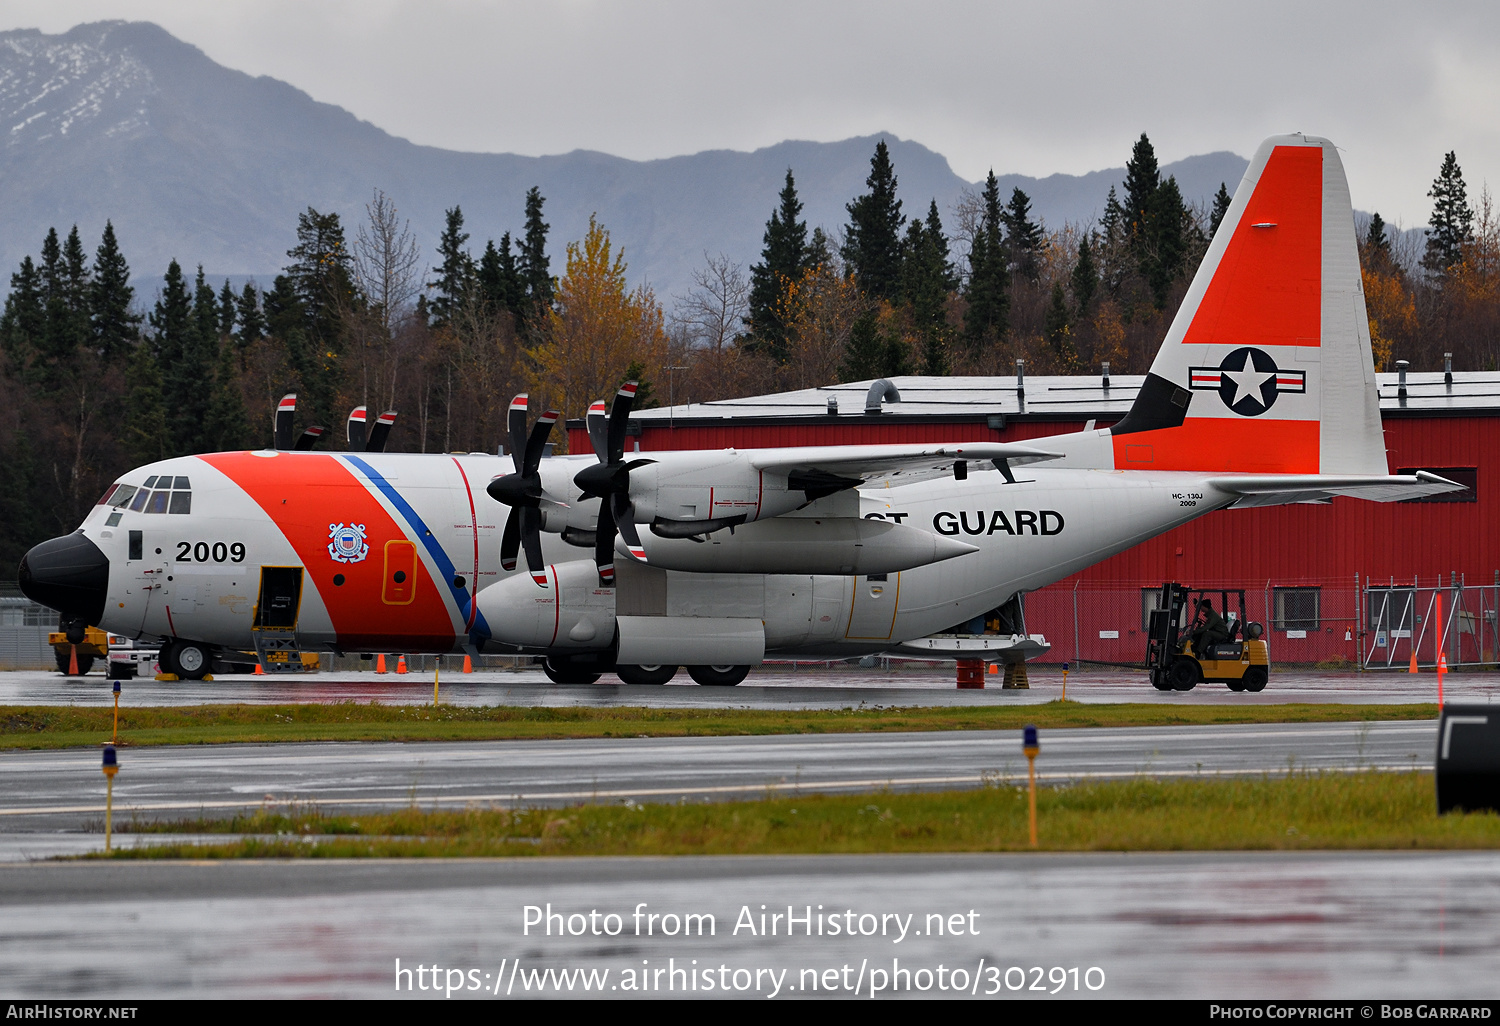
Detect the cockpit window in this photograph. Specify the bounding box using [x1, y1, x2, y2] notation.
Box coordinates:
[129, 488, 151, 512]
[143, 476, 159, 489]
[173, 476, 191, 489]
[148, 490, 170, 514]
[169, 491, 192, 514]
[108, 485, 137, 509]
[96, 485, 119, 506]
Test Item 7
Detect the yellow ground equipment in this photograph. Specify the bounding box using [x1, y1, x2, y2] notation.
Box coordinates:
[1146, 583, 1269, 692]
[48, 622, 108, 676]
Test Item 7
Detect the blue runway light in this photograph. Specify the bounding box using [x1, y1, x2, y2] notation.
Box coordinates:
[102, 745, 117, 770]
[112, 680, 121, 695]
[1023, 725, 1038, 749]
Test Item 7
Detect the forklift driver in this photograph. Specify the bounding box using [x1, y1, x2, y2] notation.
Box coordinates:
[1187, 598, 1229, 656]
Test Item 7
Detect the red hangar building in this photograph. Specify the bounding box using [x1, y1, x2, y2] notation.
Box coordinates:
[568, 366, 1496, 668]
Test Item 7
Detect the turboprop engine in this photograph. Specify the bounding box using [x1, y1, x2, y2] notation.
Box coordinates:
[475, 560, 766, 665]
[618, 515, 978, 575]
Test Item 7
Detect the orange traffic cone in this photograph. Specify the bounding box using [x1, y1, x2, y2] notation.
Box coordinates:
[396, 655, 408, 674]
[67, 644, 79, 676]
[987, 662, 998, 674]
[376, 654, 387, 674]
[463, 654, 473, 673]
[253, 661, 264, 675]
[1409, 649, 1420, 674]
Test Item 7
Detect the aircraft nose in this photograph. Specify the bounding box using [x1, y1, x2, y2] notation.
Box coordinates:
[18, 533, 110, 626]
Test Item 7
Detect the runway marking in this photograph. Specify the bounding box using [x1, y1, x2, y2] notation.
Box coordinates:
[0, 764, 1425, 817]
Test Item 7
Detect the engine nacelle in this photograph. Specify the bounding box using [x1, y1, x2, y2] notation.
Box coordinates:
[621, 516, 978, 575]
[626, 452, 805, 525]
[476, 560, 615, 650]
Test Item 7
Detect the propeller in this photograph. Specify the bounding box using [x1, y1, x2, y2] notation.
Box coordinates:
[572, 382, 655, 585]
[486, 394, 558, 586]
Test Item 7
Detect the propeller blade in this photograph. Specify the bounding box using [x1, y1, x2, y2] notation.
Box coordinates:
[523, 409, 560, 475]
[594, 496, 618, 585]
[585, 400, 609, 462]
[606, 381, 637, 463]
[519, 506, 547, 586]
[294, 426, 326, 451]
[611, 493, 646, 562]
[274, 394, 296, 451]
[507, 395, 529, 474]
[499, 512, 521, 572]
[346, 406, 368, 451]
[366, 411, 397, 453]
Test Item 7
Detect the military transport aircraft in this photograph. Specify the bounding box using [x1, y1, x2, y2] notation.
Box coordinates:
[18, 135, 1460, 685]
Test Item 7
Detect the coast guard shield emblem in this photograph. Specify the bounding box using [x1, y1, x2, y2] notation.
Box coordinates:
[327, 523, 370, 564]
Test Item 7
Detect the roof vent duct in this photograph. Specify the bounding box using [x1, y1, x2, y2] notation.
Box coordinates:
[865, 379, 901, 415]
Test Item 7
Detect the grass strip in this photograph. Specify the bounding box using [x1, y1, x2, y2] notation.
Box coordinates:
[2, 701, 1438, 750]
[104, 770, 1497, 858]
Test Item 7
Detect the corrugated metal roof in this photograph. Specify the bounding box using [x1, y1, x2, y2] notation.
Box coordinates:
[627, 371, 1500, 422]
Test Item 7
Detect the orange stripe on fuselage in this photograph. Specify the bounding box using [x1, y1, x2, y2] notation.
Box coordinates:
[1112, 418, 1319, 473]
[199, 452, 456, 650]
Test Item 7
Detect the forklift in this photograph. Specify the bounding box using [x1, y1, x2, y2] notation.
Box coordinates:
[1145, 583, 1269, 692]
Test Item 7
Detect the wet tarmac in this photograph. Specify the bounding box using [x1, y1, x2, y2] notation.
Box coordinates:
[0, 665, 1488, 708]
[1, 851, 1495, 999]
[0, 721, 1436, 840]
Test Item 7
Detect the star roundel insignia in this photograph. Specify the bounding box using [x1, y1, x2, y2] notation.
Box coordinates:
[327, 522, 370, 564]
[1187, 347, 1306, 417]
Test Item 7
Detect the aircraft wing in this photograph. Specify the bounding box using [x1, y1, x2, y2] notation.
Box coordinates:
[746, 442, 1062, 481]
[1209, 471, 1465, 508]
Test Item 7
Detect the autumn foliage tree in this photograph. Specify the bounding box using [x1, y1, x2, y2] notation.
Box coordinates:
[526, 215, 667, 428]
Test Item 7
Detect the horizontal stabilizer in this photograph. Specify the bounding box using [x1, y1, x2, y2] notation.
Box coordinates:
[1209, 471, 1464, 507]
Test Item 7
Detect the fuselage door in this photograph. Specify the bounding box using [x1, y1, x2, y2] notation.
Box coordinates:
[845, 572, 901, 640]
[255, 566, 304, 629]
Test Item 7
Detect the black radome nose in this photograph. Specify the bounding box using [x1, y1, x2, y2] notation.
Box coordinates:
[18, 533, 109, 626]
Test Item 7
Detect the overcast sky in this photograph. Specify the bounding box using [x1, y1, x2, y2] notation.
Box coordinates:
[2, 0, 1497, 227]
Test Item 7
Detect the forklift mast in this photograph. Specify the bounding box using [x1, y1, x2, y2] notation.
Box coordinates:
[1146, 582, 1192, 673]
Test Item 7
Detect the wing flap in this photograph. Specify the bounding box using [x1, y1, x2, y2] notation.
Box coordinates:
[748, 442, 1062, 481]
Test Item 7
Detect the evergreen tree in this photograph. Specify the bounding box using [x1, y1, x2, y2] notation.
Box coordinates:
[1366, 212, 1389, 254]
[0, 256, 44, 378]
[1122, 133, 1161, 243]
[1423, 150, 1474, 275]
[621, 360, 657, 408]
[284, 207, 354, 346]
[478, 234, 525, 322]
[841, 140, 906, 301]
[1071, 235, 1098, 313]
[901, 200, 955, 374]
[748, 169, 812, 362]
[1002, 188, 1043, 280]
[192, 266, 219, 351]
[1100, 186, 1126, 246]
[90, 221, 137, 360]
[963, 170, 1009, 353]
[1146, 175, 1188, 307]
[122, 342, 169, 466]
[428, 205, 475, 327]
[807, 227, 833, 269]
[202, 339, 250, 452]
[60, 226, 91, 354]
[519, 186, 554, 319]
[1208, 182, 1233, 239]
[151, 260, 209, 455]
[263, 275, 302, 340]
[1045, 281, 1070, 350]
[235, 284, 264, 346]
[218, 280, 237, 338]
[37, 227, 70, 383]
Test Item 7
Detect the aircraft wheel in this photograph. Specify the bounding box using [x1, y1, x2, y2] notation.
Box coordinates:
[541, 658, 601, 685]
[1167, 657, 1200, 691]
[616, 664, 678, 686]
[1242, 667, 1269, 693]
[173, 642, 212, 681]
[54, 649, 95, 676]
[688, 664, 750, 687]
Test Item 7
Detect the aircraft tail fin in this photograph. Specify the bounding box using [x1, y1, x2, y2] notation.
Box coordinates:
[1110, 135, 1386, 475]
